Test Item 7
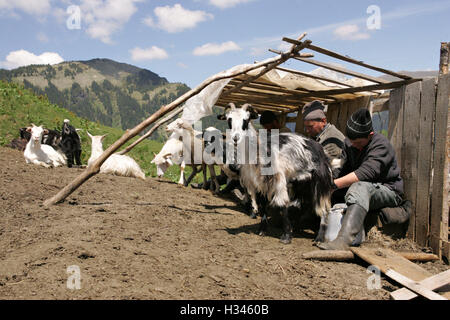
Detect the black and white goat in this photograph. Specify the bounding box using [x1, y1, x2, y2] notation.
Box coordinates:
[60, 119, 82, 167]
[216, 103, 333, 244]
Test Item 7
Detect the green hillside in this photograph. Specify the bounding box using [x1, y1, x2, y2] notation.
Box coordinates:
[0, 59, 191, 141]
[0, 80, 208, 183]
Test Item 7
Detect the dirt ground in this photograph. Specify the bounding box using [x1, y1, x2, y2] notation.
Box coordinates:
[0, 146, 448, 300]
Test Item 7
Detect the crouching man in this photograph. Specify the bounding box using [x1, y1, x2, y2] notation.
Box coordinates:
[318, 108, 410, 250]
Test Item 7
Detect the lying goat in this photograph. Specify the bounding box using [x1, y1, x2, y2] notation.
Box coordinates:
[87, 132, 145, 180]
[23, 124, 67, 168]
[217, 103, 333, 244]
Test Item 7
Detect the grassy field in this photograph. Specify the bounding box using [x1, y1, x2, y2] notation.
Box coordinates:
[0, 80, 209, 184]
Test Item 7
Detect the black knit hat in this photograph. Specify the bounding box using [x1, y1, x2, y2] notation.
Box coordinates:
[346, 108, 373, 139]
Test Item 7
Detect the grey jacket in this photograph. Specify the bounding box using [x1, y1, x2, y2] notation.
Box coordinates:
[315, 123, 345, 162]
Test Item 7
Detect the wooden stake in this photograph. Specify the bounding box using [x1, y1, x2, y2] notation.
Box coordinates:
[439, 42, 449, 76]
[117, 107, 183, 155]
[43, 34, 311, 206]
[302, 250, 440, 262]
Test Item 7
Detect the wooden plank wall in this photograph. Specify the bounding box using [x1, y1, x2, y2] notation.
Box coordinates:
[389, 74, 450, 258]
[430, 74, 450, 259]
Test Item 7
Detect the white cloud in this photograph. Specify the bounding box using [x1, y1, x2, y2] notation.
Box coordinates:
[130, 46, 169, 61]
[333, 24, 370, 41]
[0, 0, 51, 16]
[209, 0, 253, 9]
[193, 41, 241, 56]
[80, 0, 142, 44]
[1, 50, 64, 69]
[143, 4, 213, 33]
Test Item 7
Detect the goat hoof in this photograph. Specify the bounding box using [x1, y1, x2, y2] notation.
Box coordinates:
[280, 234, 292, 244]
[257, 229, 266, 236]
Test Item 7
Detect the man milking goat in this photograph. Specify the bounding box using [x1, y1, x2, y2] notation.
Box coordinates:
[318, 108, 411, 250]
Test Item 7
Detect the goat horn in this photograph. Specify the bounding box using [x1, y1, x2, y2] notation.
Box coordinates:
[227, 102, 236, 110]
[241, 103, 251, 111]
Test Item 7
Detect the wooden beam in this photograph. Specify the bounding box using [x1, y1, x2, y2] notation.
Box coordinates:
[439, 42, 449, 76]
[385, 269, 447, 300]
[282, 37, 412, 80]
[294, 56, 389, 84]
[390, 269, 450, 300]
[117, 106, 183, 155]
[221, 34, 311, 98]
[274, 79, 418, 102]
[301, 250, 440, 262]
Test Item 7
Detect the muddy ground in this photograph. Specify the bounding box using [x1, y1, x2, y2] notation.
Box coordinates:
[0, 146, 447, 300]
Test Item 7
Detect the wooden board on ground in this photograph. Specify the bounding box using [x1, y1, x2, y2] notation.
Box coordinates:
[390, 269, 450, 300]
[350, 247, 449, 300]
[351, 247, 432, 281]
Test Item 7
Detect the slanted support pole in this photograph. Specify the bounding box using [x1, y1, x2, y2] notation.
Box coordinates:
[43, 33, 311, 206]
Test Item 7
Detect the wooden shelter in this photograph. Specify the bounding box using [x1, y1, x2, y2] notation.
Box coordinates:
[43, 35, 450, 263]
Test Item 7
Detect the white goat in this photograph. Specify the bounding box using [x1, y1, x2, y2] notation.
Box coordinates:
[23, 124, 66, 168]
[151, 132, 186, 185]
[165, 118, 219, 192]
[87, 132, 146, 180]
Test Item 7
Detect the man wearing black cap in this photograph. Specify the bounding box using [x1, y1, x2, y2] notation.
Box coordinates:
[302, 100, 345, 166]
[260, 111, 292, 133]
[318, 108, 410, 250]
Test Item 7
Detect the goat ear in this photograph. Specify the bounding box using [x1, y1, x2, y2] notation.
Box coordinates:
[246, 105, 259, 119]
[26, 127, 32, 133]
[163, 153, 172, 159]
[43, 129, 49, 135]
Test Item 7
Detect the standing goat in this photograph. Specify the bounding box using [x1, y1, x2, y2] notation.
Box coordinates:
[60, 119, 82, 167]
[87, 132, 146, 180]
[151, 132, 186, 185]
[23, 124, 67, 168]
[164, 118, 220, 193]
[217, 103, 333, 244]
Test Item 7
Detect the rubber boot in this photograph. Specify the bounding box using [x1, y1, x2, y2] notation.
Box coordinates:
[318, 203, 367, 250]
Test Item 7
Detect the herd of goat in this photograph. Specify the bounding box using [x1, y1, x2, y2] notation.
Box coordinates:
[15, 103, 334, 244]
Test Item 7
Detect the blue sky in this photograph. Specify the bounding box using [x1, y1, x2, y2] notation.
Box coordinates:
[0, 0, 449, 88]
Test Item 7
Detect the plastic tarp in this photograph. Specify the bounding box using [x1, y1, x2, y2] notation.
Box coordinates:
[180, 62, 381, 125]
[181, 63, 253, 125]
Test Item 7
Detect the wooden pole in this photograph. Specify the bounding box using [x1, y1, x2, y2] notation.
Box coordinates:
[117, 107, 183, 155]
[282, 37, 412, 81]
[439, 42, 449, 76]
[302, 250, 440, 262]
[43, 34, 311, 206]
